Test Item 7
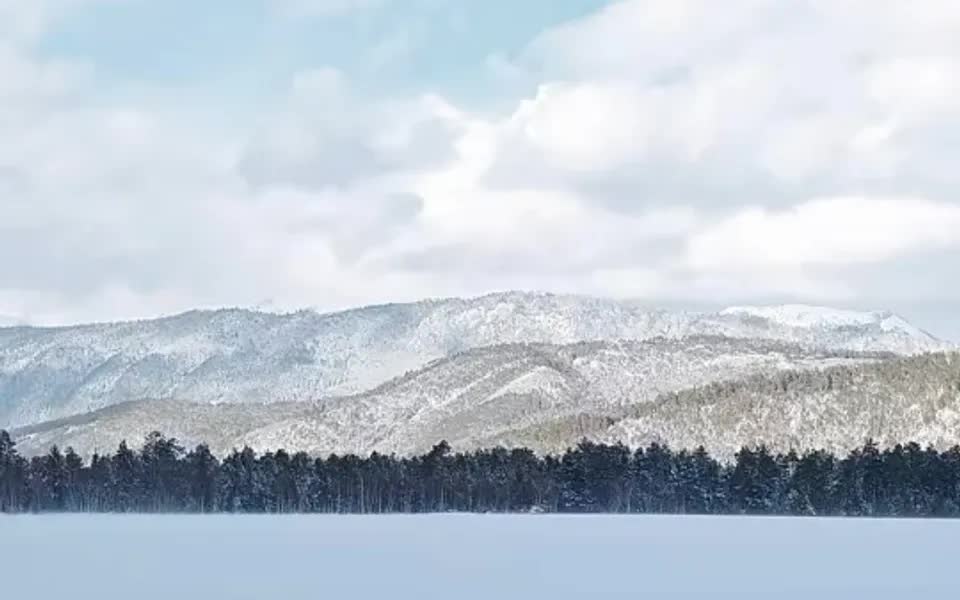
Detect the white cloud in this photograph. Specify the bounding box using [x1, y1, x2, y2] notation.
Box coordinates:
[505, 82, 656, 172]
[490, 0, 960, 198]
[238, 67, 462, 189]
[0, 0, 121, 44]
[0, 2, 49, 43]
[686, 196, 960, 271]
[865, 57, 960, 118]
[522, 0, 770, 80]
[3, 0, 960, 341]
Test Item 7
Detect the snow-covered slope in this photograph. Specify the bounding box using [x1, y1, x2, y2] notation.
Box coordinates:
[0, 292, 949, 430]
[599, 352, 960, 460]
[242, 338, 879, 457]
[12, 337, 879, 457]
[720, 305, 928, 336]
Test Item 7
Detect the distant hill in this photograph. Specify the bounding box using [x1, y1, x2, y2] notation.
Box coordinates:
[1, 292, 948, 430]
[13, 336, 883, 457]
[601, 352, 960, 460]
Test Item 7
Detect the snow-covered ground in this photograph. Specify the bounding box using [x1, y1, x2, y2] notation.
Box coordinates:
[1, 515, 956, 598]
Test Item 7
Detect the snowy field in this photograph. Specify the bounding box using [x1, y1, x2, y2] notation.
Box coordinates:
[2, 515, 958, 599]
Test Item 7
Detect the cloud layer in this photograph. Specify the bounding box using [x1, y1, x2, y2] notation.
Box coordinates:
[2, 0, 960, 339]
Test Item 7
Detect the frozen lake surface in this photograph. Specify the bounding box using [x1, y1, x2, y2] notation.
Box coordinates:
[2, 514, 958, 599]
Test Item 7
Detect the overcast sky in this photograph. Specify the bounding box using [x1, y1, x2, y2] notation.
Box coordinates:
[2, 0, 959, 340]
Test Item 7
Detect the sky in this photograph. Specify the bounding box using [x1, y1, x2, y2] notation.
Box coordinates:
[1, 0, 960, 340]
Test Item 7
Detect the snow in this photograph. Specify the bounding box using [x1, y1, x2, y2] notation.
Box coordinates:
[722, 304, 910, 332]
[14, 338, 878, 458]
[0, 315, 24, 327]
[1, 515, 957, 599]
[3, 292, 948, 431]
[487, 366, 570, 400]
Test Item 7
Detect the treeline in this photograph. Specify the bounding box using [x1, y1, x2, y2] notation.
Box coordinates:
[2, 430, 960, 516]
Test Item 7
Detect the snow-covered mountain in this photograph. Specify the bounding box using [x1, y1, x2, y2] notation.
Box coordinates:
[0, 315, 24, 327]
[0, 292, 949, 430]
[12, 337, 880, 457]
[719, 305, 928, 336]
[599, 352, 960, 460]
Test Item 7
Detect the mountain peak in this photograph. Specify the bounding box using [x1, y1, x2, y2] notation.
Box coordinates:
[0, 292, 951, 431]
[721, 304, 907, 330]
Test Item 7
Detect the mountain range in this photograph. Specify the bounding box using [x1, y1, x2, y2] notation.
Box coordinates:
[2, 292, 955, 458]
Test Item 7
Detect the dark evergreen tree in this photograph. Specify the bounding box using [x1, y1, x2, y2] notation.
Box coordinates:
[632, 443, 678, 513]
[185, 444, 219, 512]
[29, 445, 68, 511]
[0, 430, 27, 512]
[787, 450, 836, 516]
[676, 447, 725, 514]
[111, 440, 143, 512]
[63, 447, 85, 511]
[1, 428, 959, 517]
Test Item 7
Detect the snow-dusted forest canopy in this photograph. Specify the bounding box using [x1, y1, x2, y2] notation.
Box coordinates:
[2, 430, 960, 517]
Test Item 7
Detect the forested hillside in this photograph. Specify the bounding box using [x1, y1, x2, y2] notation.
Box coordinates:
[1, 292, 945, 430]
[2, 431, 959, 517]
[604, 352, 960, 458]
[11, 338, 880, 457]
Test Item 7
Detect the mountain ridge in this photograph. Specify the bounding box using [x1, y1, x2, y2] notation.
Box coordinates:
[11, 336, 887, 457]
[0, 291, 942, 337]
[0, 292, 951, 444]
